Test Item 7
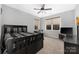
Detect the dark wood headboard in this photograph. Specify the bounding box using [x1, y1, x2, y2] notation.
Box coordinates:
[1, 25, 27, 53]
[3, 24, 27, 34]
[2, 25, 27, 39]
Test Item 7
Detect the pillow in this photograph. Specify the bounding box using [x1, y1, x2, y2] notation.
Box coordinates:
[6, 27, 11, 33]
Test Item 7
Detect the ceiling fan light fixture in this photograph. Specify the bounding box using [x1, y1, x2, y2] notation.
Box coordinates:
[34, 4, 52, 14]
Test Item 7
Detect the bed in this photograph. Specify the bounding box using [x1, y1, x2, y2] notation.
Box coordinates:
[1, 25, 44, 54]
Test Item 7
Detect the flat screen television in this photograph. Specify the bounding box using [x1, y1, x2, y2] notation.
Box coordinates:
[60, 27, 73, 34]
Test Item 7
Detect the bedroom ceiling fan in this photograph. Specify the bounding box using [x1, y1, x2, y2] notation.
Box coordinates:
[34, 4, 52, 14]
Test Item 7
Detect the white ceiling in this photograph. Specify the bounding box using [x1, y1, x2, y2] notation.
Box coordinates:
[5, 4, 76, 18]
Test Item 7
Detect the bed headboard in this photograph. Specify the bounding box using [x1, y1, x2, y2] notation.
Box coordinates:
[3, 25, 27, 33]
[3, 25, 27, 37]
[4, 25, 12, 34]
[17, 26, 27, 32]
[1, 25, 27, 53]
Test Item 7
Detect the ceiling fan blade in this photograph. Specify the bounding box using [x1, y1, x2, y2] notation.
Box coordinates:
[44, 8, 52, 10]
[34, 8, 41, 10]
[37, 10, 41, 14]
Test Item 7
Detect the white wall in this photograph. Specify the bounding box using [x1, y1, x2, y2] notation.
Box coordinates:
[41, 10, 76, 38]
[75, 5, 79, 16]
[2, 5, 36, 32]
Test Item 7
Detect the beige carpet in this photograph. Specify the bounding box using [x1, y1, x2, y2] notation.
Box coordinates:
[37, 37, 64, 54]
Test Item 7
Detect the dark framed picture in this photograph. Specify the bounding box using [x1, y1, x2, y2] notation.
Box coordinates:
[46, 25, 51, 30]
[53, 24, 59, 30]
[35, 25, 38, 30]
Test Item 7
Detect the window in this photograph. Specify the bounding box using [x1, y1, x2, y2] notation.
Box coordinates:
[53, 24, 60, 30]
[35, 25, 38, 30]
[52, 17, 60, 30]
[46, 25, 51, 30]
[45, 17, 61, 30]
[45, 19, 51, 30]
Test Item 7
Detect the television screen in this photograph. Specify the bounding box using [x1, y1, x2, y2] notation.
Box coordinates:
[60, 27, 73, 34]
